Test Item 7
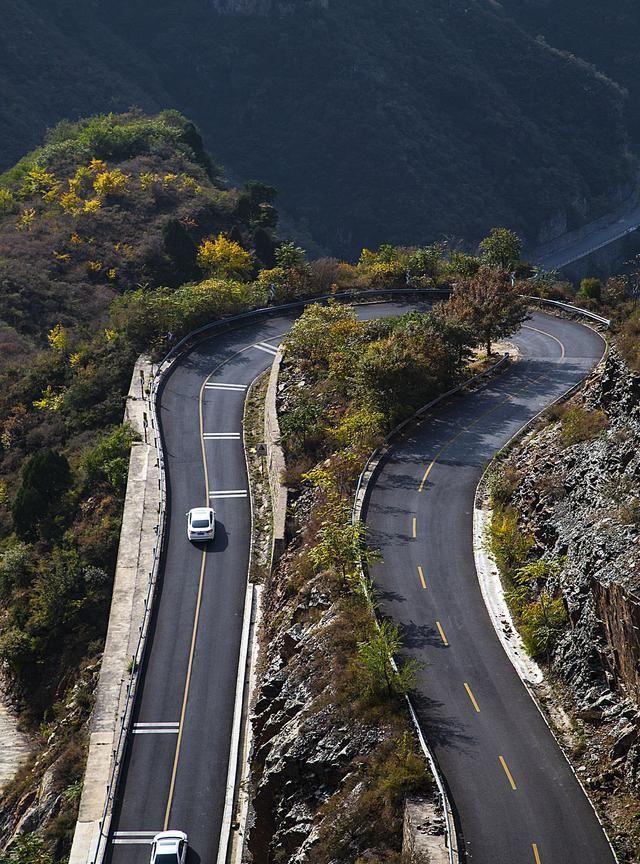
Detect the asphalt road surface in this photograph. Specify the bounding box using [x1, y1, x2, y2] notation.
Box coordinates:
[364, 312, 614, 864]
[106, 304, 614, 864]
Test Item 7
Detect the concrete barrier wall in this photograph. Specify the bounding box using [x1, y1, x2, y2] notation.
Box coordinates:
[69, 357, 160, 864]
[264, 348, 288, 568]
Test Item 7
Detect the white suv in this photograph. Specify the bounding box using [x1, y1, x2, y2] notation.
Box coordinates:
[187, 507, 215, 542]
[150, 831, 188, 864]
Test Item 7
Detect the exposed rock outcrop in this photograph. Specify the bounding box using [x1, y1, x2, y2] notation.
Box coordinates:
[248, 536, 429, 863]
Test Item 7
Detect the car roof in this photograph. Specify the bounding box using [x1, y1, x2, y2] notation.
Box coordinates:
[154, 830, 186, 843]
[190, 507, 213, 518]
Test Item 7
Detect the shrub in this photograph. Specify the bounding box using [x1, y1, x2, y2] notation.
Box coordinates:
[560, 406, 608, 445]
[489, 508, 533, 579]
[0, 540, 32, 600]
[577, 277, 602, 303]
[617, 311, 640, 371]
[0, 833, 53, 864]
[487, 464, 522, 506]
[196, 233, 252, 279]
[81, 425, 135, 493]
[356, 621, 418, 699]
[519, 594, 568, 660]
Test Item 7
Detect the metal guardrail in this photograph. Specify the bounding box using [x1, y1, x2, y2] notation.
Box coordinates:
[351, 353, 510, 864]
[90, 287, 447, 864]
[525, 296, 611, 328]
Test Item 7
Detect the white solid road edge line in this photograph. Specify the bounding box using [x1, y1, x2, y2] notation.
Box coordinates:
[215, 583, 254, 864]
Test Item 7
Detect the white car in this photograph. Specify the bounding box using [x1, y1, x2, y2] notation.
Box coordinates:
[187, 506, 215, 542]
[150, 831, 188, 864]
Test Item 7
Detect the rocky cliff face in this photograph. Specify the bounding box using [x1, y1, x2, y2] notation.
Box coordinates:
[502, 347, 640, 852]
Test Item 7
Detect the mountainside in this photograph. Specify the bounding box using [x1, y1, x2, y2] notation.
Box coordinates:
[0, 0, 635, 256]
[505, 1, 640, 149]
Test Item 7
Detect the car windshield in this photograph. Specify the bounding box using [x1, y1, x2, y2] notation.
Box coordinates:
[192, 518, 210, 528]
[155, 853, 179, 864]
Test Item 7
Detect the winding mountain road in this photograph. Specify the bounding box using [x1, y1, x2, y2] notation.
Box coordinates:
[365, 313, 613, 864]
[106, 303, 614, 864]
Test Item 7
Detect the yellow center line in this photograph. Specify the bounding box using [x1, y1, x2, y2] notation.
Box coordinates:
[464, 682, 480, 713]
[523, 323, 566, 360]
[164, 550, 206, 828]
[499, 755, 517, 791]
[532, 843, 542, 864]
[436, 621, 449, 646]
[418, 397, 511, 492]
[417, 565, 427, 589]
[412, 516, 417, 538]
[163, 330, 287, 825]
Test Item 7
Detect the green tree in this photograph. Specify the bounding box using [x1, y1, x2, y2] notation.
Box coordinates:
[520, 593, 567, 660]
[309, 506, 368, 591]
[479, 227, 522, 270]
[12, 449, 71, 539]
[332, 405, 385, 452]
[356, 621, 418, 697]
[444, 266, 527, 355]
[577, 277, 602, 303]
[82, 425, 135, 493]
[284, 302, 363, 366]
[279, 397, 322, 450]
[275, 241, 307, 269]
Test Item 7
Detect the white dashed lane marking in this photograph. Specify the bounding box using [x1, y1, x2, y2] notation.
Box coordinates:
[132, 722, 180, 735]
[204, 382, 247, 391]
[209, 489, 248, 499]
[253, 342, 278, 355]
[112, 832, 158, 845]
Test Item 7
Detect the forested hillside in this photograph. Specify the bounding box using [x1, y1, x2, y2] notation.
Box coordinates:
[0, 0, 635, 256]
[505, 0, 640, 148]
